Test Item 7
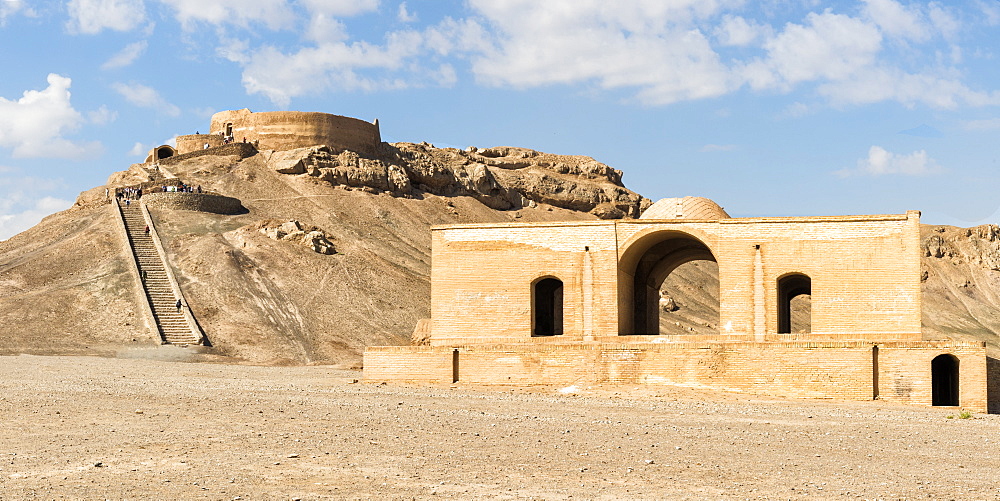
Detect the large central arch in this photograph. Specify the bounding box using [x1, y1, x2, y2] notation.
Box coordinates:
[619, 231, 717, 335]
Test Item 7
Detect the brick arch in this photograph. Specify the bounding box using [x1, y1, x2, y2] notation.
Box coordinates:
[931, 353, 960, 406]
[618, 229, 717, 335]
[531, 275, 564, 337]
[777, 272, 812, 334]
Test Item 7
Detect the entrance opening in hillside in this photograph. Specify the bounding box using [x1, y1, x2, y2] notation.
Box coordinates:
[532, 277, 563, 336]
[778, 273, 811, 334]
[931, 354, 959, 406]
[155, 146, 174, 160]
[621, 232, 718, 335]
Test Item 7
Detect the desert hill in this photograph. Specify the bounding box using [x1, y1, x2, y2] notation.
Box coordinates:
[0, 142, 647, 365]
[2, 140, 1000, 365]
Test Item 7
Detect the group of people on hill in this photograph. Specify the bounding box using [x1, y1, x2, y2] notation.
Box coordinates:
[164, 184, 202, 193]
[116, 186, 143, 200]
[115, 183, 204, 202]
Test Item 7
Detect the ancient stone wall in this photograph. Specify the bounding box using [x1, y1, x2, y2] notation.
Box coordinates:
[208, 109, 381, 157]
[142, 193, 244, 215]
[176, 134, 225, 155]
[159, 142, 257, 166]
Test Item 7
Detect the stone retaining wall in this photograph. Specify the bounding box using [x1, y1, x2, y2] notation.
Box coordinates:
[160, 142, 257, 166]
[142, 192, 245, 215]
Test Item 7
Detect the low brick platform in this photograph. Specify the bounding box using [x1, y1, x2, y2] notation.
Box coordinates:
[364, 340, 988, 412]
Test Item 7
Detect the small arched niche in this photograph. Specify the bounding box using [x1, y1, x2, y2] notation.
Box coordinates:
[532, 277, 563, 336]
[931, 354, 960, 406]
[777, 273, 811, 334]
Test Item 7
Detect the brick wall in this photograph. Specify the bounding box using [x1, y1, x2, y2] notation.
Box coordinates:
[454, 342, 876, 400]
[364, 346, 454, 383]
[430, 222, 621, 344]
[365, 341, 989, 411]
[877, 342, 987, 411]
[429, 212, 921, 343]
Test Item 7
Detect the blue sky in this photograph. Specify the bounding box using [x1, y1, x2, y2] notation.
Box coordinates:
[1, 0, 999, 240]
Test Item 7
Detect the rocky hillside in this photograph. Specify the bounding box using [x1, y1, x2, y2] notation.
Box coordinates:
[3, 139, 1000, 365]
[0, 142, 648, 366]
[921, 224, 1000, 347]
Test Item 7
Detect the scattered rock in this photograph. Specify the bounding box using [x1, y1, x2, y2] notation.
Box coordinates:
[257, 220, 336, 255]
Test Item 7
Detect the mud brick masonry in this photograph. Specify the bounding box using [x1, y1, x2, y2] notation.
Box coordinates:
[366, 197, 990, 412]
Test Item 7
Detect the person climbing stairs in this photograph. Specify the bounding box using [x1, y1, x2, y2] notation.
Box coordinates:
[118, 200, 203, 345]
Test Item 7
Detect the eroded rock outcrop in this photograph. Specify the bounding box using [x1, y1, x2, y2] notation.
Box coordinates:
[263, 143, 650, 218]
[257, 220, 336, 255]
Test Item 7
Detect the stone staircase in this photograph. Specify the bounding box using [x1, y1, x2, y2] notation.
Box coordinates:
[119, 200, 202, 345]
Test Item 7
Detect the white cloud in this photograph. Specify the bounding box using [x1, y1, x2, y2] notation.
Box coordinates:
[0, 176, 72, 241]
[467, 0, 736, 105]
[192, 0, 999, 111]
[101, 40, 148, 69]
[744, 11, 882, 90]
[128, 142, 147, 156]
[817, 66, 1000, 108]
[862, 0, 930, 42]
[978, 0, 1000, 26]
[305, 13, 349, 44]
[837, 145, 942, 177]
[112, 82, 181, 116]
[0, 74, 102, 158]
[0, 195, 73, 241]
[241, 24, 460, 105]
[927, 3, 960, 40]
[0, 0, 35, 25]
[963, 118, 1000, 130]
[87, 105, 118, 125]
[158, 0, 296, 30]
[300, 0, 378, 17]
[67, 0, 146, 34]
[714, 15, 769, 46]
[398, 2, 417, 23]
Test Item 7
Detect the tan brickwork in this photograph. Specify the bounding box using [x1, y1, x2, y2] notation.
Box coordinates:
[205, 109, 381, 156]
[363, 346, 454, 383]
[367, 206, 991, 411]
[877, 342, 987, 412]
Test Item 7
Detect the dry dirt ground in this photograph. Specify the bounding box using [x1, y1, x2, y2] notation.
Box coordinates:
[2, 353, 999, 500]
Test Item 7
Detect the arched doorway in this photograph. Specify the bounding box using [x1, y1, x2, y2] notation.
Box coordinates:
[155, 146, 174, 160]
[532, 277, 563, 336]
[931, 354, 959, 406]
[620, 232, 718, 335]
[777, 273, 811, 334]
[658, 260, 720, 335]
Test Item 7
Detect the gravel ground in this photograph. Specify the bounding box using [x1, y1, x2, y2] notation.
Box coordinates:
[1, 352, 999, 499]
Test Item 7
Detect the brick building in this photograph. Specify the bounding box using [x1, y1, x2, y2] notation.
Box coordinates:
[365, 197, 989, 411]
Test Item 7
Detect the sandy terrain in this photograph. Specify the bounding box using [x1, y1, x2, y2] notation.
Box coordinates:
[2, 352, 999, 499]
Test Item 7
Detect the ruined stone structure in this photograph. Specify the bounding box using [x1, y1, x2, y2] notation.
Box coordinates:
[366, 197, 989, 411]
[174, 109, 381, 157]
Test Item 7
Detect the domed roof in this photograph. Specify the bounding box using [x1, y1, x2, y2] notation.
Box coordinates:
[639, 196, 730, 220]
